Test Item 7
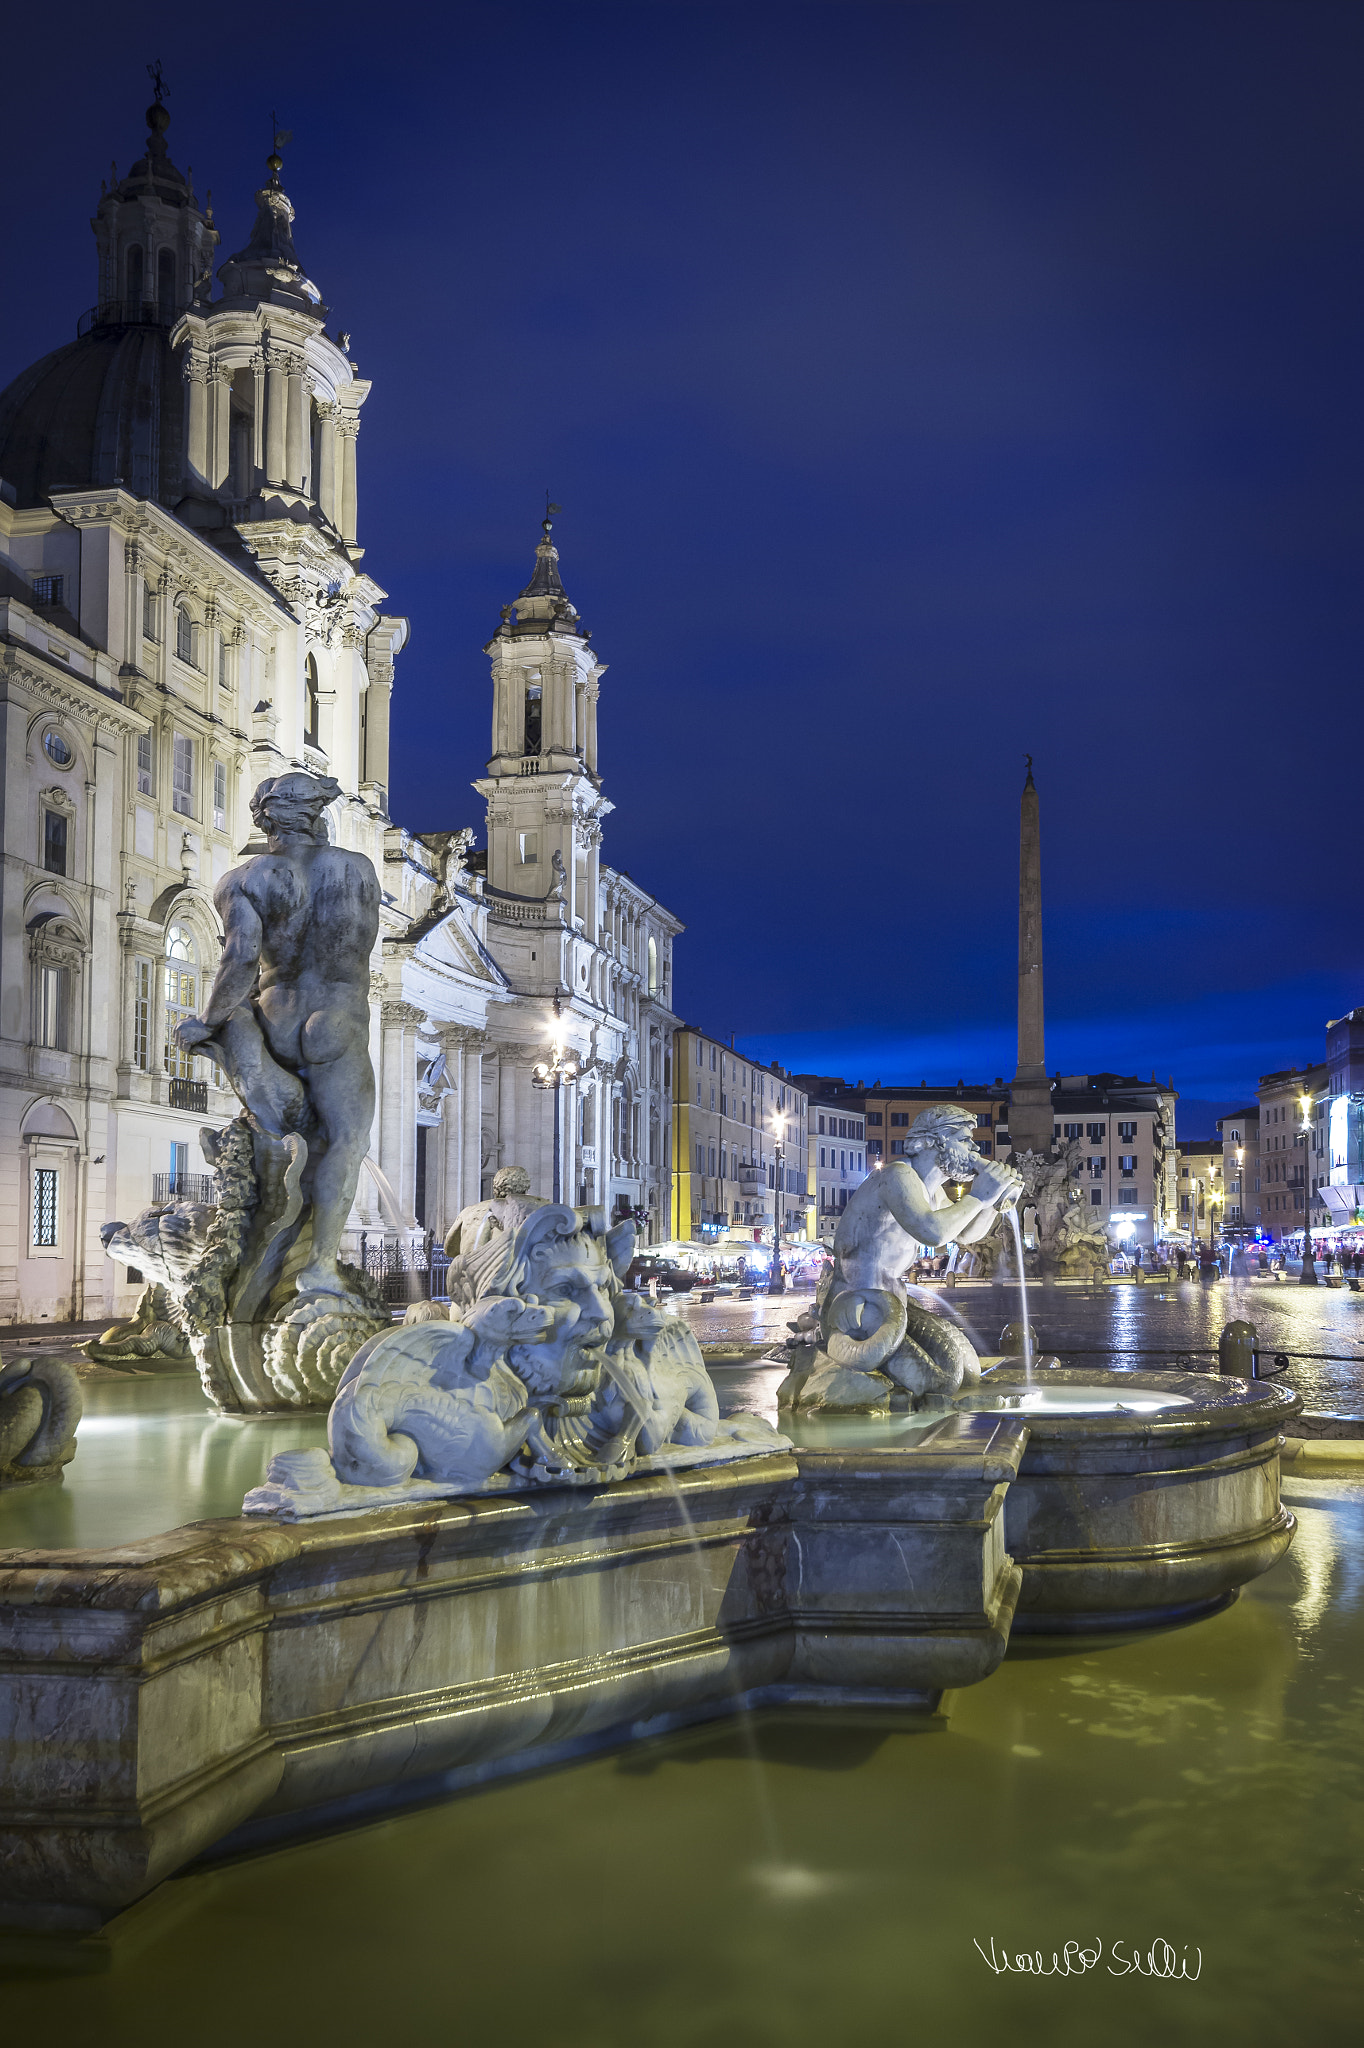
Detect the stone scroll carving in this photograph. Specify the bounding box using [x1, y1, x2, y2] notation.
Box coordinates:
[245, 1204, 784, 1518]
[0, 1358, 82, 1487]
[99, 773, 389, 1412]
[778, 1108, 1023, 1415]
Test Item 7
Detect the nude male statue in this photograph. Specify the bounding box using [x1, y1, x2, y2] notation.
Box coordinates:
[174, 771, 379, 1299]
[832, 1107, 1024, 1299]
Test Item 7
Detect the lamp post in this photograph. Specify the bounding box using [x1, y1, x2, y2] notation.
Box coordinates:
[1299, 1091, 1318, 1285]
[769, 1097, 786, 1294]
[531, 992, 580, 1206]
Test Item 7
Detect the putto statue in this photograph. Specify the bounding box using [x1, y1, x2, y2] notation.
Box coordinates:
[99, 773, 389, 1413]
[245, 1203, 784, 1518]
[778, 1108, 1022, 1414]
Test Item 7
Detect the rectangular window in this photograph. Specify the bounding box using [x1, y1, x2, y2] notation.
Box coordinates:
[891, 1139, 906, 1156]
[1117, 1121, 1137, 1141]
[890, 1112, 908, 1127]
[143, 584, 158, 642]
[1119, 1155, 1137, 1175]
[977, 1112, 992, 1129]
[1064, 1122, 1082, 1139]
[518, 831, 539, 865]
[867, 1139, 882, 1157]
[172, 732, 194, 817]
[133, 958, 152, 1071]
[43, 809, 67, 875]
[866, 1111, 882, 1126]
[1118, 1188, 1138, 1205]
[39, 966, 66, 1049]
[695, 1143, 704, 1177]
[213, 760, 227, 832]
[707, 1145, 716, 1176]
[32, 1166, 59, 1247]
[33, 573, 64, 607]
[137, 729, 154, 794]
[176, 609, 194, 663]
[819, 1147, 826, 1167]
[1090, 1187, 1103, 1207]
[818, 1115, 825, 1135]
[1086, 1122, 1105, 1142]
[218, 637, 230, 688]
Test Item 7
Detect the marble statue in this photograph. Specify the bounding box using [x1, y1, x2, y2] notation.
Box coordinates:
[99, 773, 390, 1413]
[81, 1281, 193, 1368]
[778, 1107, 1022, 1413]
[442, 1165, 547, 1306]
[244, 1204, 784, 1518]
[0, 1357, 82, 1486]
[1006, 1139, 1109, 1279]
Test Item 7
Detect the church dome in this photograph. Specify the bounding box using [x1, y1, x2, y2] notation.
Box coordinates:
[0, 317, 184, 509]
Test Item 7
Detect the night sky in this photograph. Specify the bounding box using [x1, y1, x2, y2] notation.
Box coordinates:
[6, 3, 1362, 1134]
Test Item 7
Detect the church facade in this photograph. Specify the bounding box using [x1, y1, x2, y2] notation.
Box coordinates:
[0, 94, 677, 1324]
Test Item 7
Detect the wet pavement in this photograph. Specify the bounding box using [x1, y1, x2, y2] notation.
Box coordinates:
[678, 1279, 1364, 1411]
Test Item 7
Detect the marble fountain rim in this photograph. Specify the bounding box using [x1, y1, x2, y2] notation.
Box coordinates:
[980, 1364, 1303, 1441]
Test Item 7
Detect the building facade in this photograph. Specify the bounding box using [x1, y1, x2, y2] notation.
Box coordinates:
[1045, 1074, 1179, 1250]
[0, 95, 679, 1322]
[1175, 1139, 1224, 1244]
[1216, 1106, 1260, 1235]
[671, 1032, 810, 1246]
[864, 1081, 1009, 1172]
[1255, 1063, 1327, 1243]
[1319, 1010, 1364, 1238]
[791, 1076, 867, 1243]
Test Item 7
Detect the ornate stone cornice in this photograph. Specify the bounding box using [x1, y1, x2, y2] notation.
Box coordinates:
[381, 999, 426, 1028]
[0, 652, 148, 737]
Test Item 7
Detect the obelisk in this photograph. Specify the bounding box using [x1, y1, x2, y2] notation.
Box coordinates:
[1008, 757, 1053, 1157]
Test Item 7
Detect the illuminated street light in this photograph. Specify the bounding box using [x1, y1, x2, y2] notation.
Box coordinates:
[531, 992, 580, 1205]
[769, 1098, 787, 1294]
[1299, 1091, 1318, 1286]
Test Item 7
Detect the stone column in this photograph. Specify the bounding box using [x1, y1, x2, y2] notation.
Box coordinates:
[363, 669, 392, 797]
[380, 1000, 427, 1228]
[585, 678, 599, 773]
[184, 351, 209, 485]
[1009, 760, 1052, 1157]
[265, 346, 288, 484]
[316, 401, 338, 523]
[210, 362, 232, 490]
[339, 415, 359, 543]
[286, 358, 306, 491]
[250, 351, 266, 478]
[122, 541, 142, 670]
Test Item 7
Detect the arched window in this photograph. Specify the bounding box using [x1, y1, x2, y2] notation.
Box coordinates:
[157, 247, 176, 318]
[647, 935, 658, 996]
[304, 654, 320, 748]
[163, 924, 199, 1080]
[175, 606, 194, 663]
[126, 245, 143, 309]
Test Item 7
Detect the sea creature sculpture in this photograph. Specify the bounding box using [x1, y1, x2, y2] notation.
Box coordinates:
[778, 1108, 1023, 1413]
[0, 1357, 82, 1485]
[245, 1204, 786, 1519]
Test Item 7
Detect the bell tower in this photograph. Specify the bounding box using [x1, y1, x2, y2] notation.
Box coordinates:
[475, 520, 611, 957]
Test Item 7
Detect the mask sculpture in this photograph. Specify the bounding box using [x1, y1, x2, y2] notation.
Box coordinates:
[245, 1203, 782, 1517]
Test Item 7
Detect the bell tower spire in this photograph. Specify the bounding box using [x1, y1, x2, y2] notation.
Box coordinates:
[474, 517, 612, 984]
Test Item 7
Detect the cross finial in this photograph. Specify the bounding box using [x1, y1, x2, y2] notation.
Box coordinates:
[147, 58, 168, 104]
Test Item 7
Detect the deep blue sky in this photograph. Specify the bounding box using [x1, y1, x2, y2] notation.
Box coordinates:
[6, 2, 1362, 1134]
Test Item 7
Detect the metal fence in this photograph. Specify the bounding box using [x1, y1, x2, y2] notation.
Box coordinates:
[151, 1171, 216, 1205]
[358, 1233, 453, 1305]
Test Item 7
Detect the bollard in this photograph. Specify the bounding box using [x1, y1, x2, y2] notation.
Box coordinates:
[1219, 1319, 1256, 1379]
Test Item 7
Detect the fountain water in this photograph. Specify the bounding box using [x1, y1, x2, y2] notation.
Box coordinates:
[1007, 1205, 1034, 1381]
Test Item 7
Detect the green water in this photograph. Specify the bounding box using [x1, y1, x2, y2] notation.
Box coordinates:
[0, 1378, 325, 1552]
[4, 1473, 1360, 2045]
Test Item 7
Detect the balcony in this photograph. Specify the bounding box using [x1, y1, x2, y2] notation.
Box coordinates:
[168, 1078, 209, 1113]
[737, 1166, 768, 1193]
[152, 1172, 216, 1206]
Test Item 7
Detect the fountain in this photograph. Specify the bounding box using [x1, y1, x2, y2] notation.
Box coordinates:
[0, 770, 1302, 1940]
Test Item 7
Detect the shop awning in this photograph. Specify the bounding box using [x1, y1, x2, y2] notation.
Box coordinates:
[1317, 1184, 1364, 1220]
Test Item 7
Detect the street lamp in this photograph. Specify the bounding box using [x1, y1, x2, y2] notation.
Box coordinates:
[531, 992, 580, 1206]
[1299, 1091, 1318, 1286]
[768, 1098, 786, 1294]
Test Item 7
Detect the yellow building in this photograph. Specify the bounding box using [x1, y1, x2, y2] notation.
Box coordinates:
[672, 1029, 812, 1244]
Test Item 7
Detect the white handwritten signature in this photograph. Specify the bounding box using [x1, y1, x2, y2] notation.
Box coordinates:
[973, 1937, 1202, 1980]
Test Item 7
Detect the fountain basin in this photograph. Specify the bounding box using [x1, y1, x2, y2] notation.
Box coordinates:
[983, 1366, 1301, 1631]
[0, 1414, 1025, 1933]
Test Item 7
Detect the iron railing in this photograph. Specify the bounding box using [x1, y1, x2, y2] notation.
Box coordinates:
[358, 1233, 453, 1305]
[76, 300, 176, 338]
[168, 1078, 209, 1112]
[151, 1171, 216, 1205]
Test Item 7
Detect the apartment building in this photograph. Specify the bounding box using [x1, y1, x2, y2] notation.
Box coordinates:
[1048, 1074, 1178, 1250]
[790, 1075, 868, 1243]
[1175, 1139, 1224, 1243]
[863, 1080, 1011, 1171]
[671, 1030, 811, 1244]
[1256, 1063, 1327, 1241]
[1216, 1107, 1260, 1235]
